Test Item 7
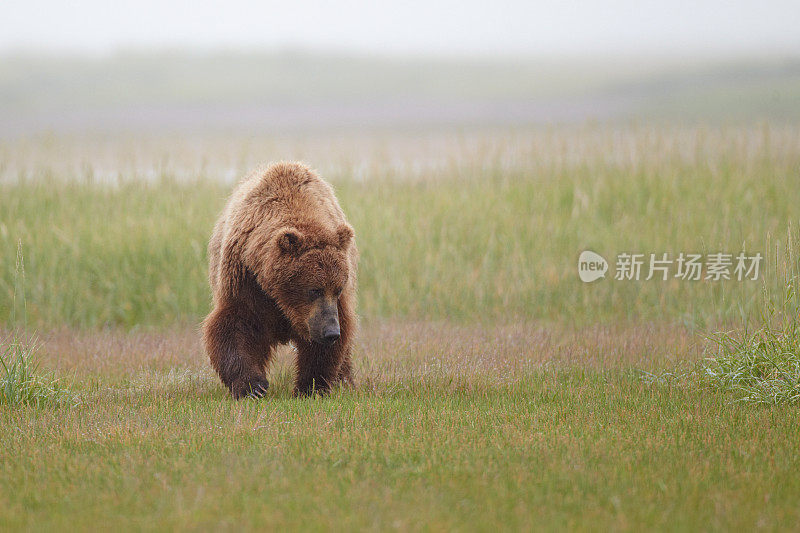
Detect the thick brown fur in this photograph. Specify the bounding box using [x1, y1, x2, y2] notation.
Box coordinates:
[202, 161, 358, 399]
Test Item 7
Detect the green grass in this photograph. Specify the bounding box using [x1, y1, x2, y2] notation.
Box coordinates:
[0, 243, 72, 407]
[0, 333, 70, 407]
[1, 369, 798, 531]
[640, 229, 800, 405]
[2, 125, 800, 328]
[2, 124, 800, 530]
[703, 327, 800, 404]
[703, 233, 800, 404]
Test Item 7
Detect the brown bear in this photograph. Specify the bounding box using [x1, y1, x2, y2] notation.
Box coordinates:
[202, 161, 357, 399]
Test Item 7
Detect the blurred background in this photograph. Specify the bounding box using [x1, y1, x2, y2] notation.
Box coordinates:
[1, 0, 798, 139]
[2, 1, 800, 328]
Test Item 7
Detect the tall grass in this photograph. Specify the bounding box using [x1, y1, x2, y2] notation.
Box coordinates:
[643, 229, 800, 403]
[0, 334, 72, 407]
[701, 230, 800, 403]
[0, 244, 71, 407]
[2, 125, 800, 328]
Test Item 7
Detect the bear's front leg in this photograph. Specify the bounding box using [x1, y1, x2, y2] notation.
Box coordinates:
[203, 304, 271, 399]
[293, 339, 346, 396]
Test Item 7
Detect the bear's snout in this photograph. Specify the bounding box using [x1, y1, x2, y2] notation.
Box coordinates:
[309, 297, 341, 346]
[322, 324, 340, 345]
[317, 312, 340, 345]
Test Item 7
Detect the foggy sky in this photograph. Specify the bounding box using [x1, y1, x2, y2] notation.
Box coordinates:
[1, 0, 799, 56]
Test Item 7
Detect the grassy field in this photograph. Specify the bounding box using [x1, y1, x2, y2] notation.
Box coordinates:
[2, 124, 800, 530]
[3, 125, 800, 327]
[2, 326, 799, 530]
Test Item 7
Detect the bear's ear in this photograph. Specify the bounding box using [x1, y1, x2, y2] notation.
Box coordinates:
[336, 224, 354, 249]
[276, 227, 304, 255]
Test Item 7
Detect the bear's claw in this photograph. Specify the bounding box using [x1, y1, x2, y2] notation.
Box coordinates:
[244, 380, 269, 399]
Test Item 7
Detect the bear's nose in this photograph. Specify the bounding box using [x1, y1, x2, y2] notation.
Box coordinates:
[322, 327, 340, 344]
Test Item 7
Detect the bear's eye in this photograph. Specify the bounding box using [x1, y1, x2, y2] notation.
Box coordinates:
[308, 288, 323, 300]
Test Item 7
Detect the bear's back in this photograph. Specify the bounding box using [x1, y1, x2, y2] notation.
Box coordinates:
[245, 161, 345, 229]
[207, 161, 348, 298]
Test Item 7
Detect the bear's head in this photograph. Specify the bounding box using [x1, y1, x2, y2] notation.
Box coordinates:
[245, 223, 355, 345]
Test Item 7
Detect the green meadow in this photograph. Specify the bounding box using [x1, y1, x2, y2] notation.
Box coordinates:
[2, 124, 800, 530]
[3, 125, 800, 327]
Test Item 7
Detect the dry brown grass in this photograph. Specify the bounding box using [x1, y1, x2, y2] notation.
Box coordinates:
[22, 320, 702, 384]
